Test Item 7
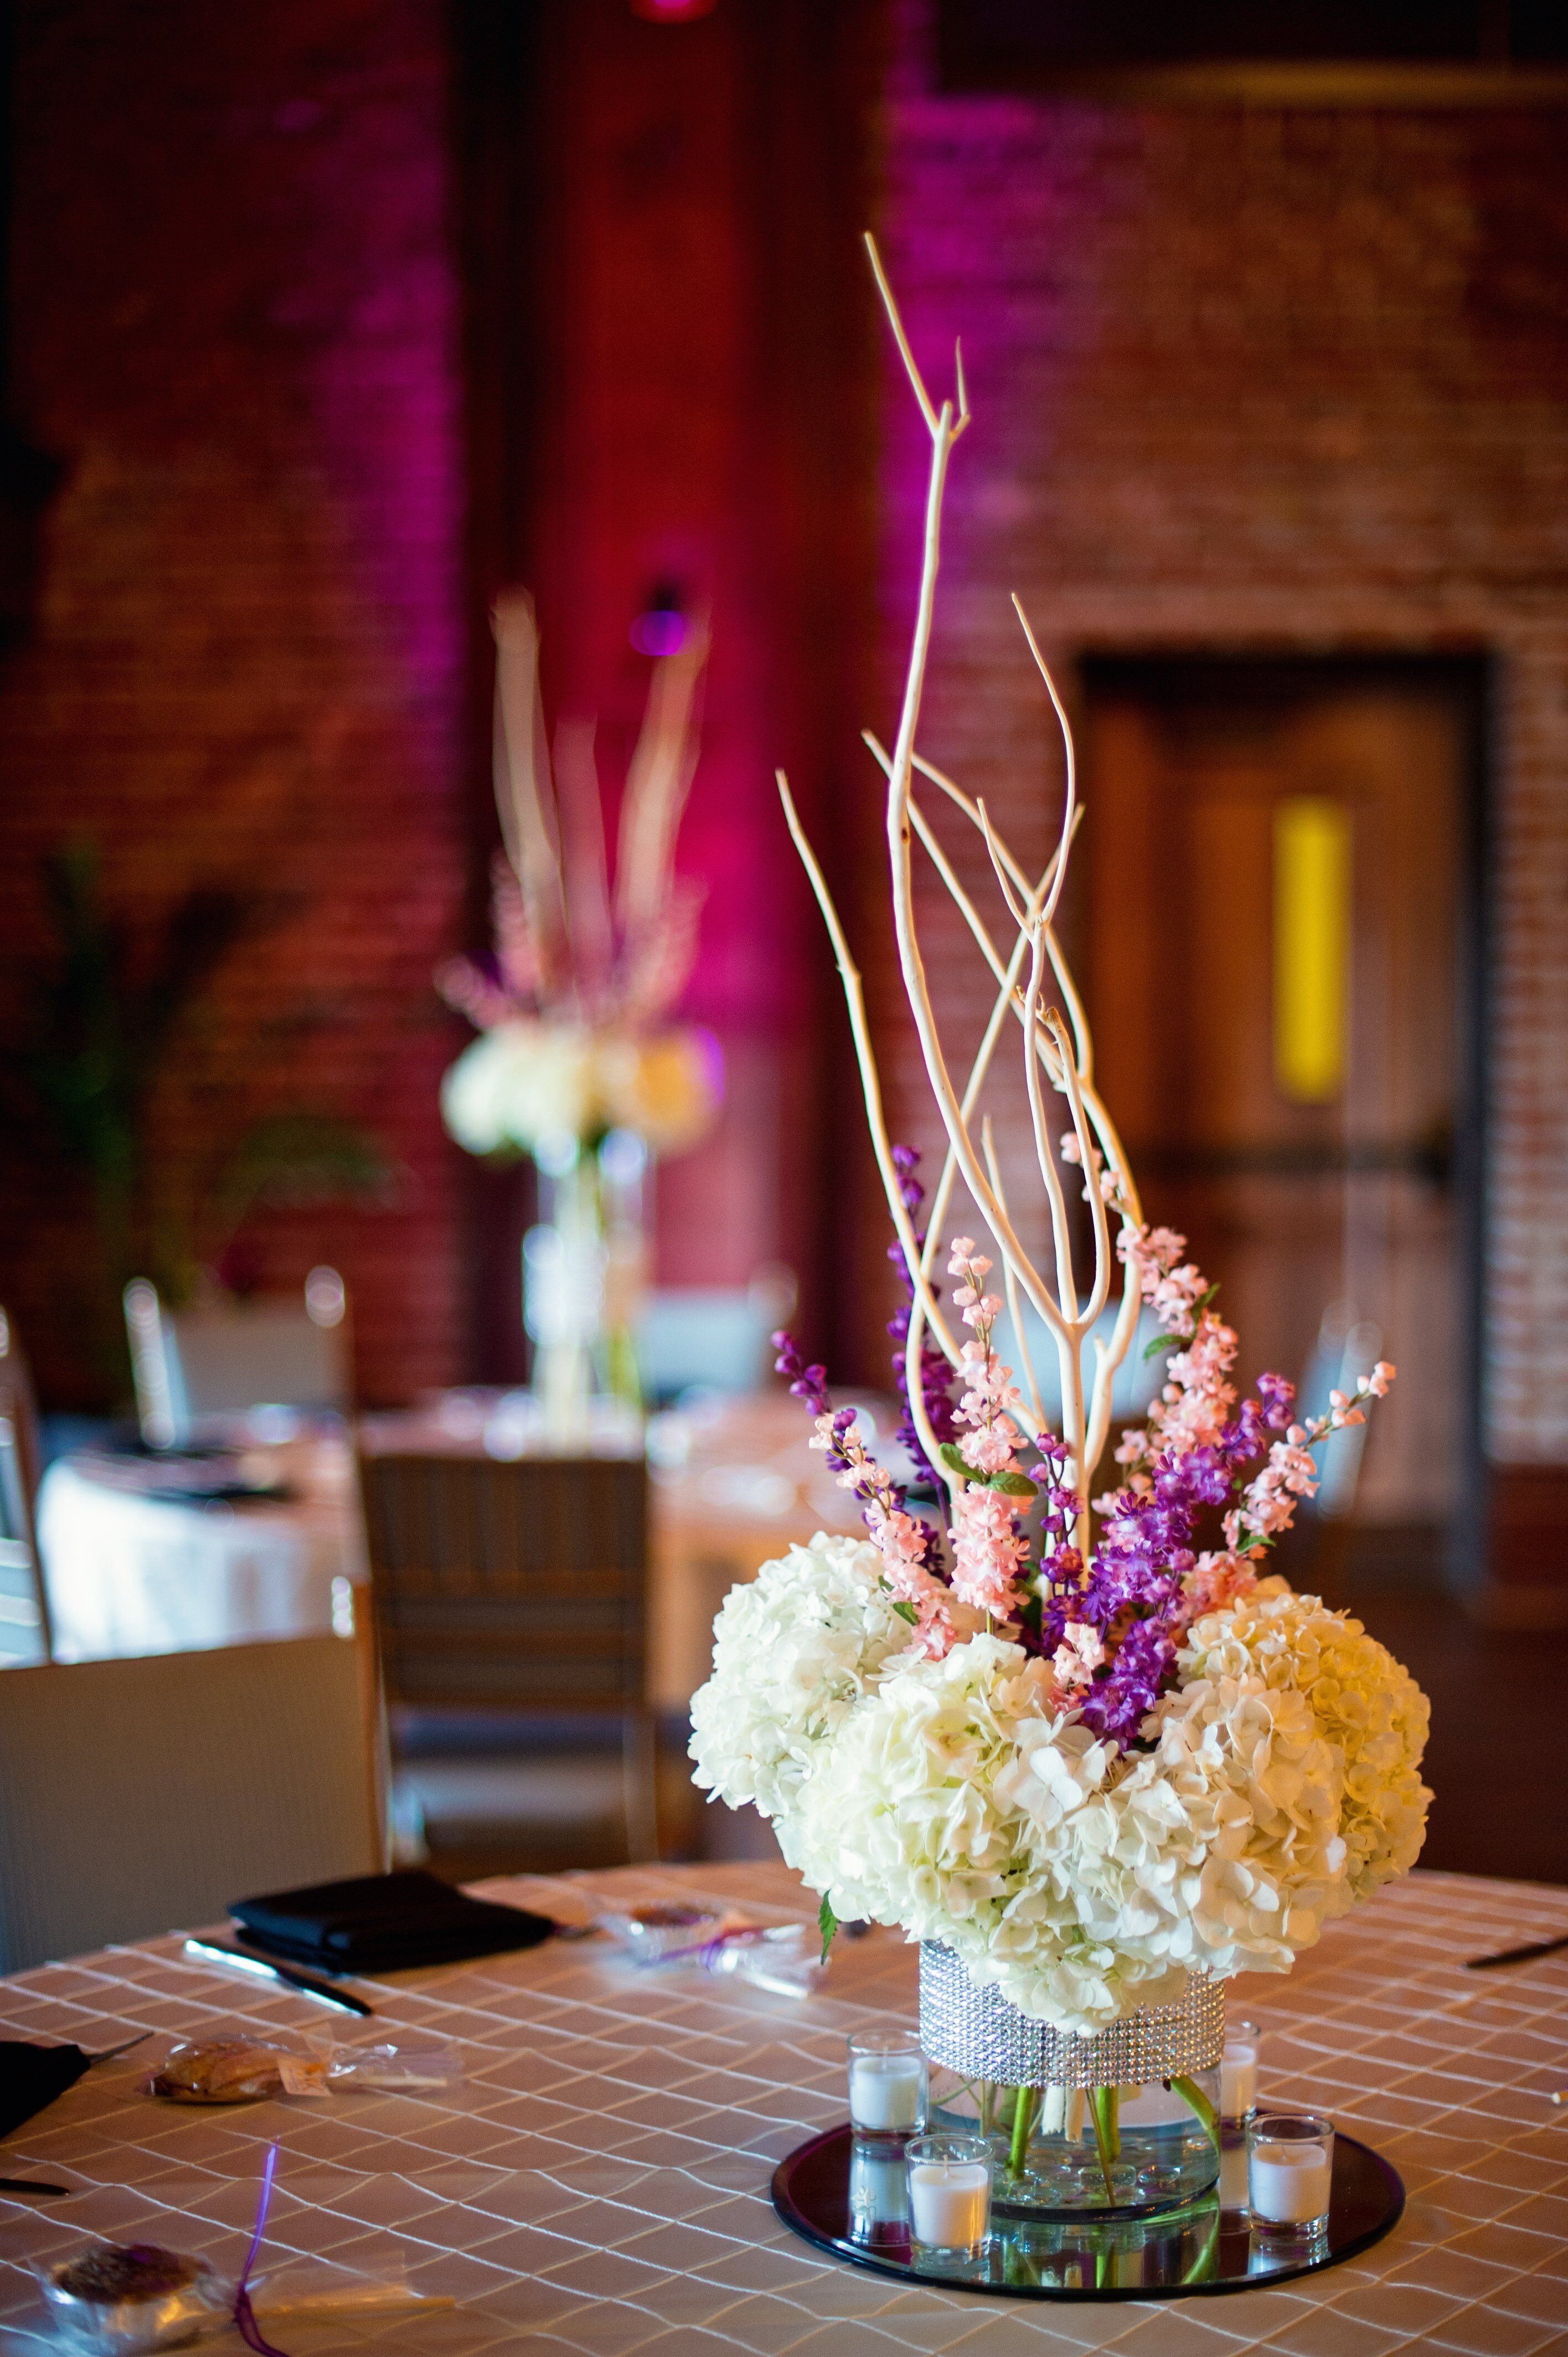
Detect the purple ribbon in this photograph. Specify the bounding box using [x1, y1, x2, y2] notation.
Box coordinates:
[232, 2142, 292, 2357]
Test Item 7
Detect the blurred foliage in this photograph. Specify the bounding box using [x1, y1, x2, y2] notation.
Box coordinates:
[0, 840, 395, 1401]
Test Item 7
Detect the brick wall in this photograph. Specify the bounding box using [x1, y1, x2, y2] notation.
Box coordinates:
[0, 1, 466, 1406]
[870, 5, 1568, 1520]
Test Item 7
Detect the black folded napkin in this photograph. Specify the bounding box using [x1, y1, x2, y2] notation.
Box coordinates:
[0, 2042, 91, 2141]
[230, 1870, 554, 1973]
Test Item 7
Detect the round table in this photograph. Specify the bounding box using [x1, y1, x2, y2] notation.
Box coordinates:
[36, 1439, 365, 1663]
[34, 1394, 874, 1701]
[0, 1861, 1562, 2351]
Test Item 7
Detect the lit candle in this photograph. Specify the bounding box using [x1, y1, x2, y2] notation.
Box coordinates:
[850, 2052, 924, 2134]
[1249, 2139, 1331, 2226]
[909, 2160, 990, 2251]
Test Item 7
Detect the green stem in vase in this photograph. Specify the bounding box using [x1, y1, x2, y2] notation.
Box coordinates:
[1169, 2073, 1220, 2150]
[1007, 2084, 1039, 2180]
[1087, 2086, 1121, 2204]
[1181, 2198, 1223, 2286]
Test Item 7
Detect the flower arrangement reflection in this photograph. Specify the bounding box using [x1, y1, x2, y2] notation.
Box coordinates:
[689, 242, 1432, 2187]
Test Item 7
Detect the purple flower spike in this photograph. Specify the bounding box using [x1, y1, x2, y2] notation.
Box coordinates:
[772, 1329, 831, 1419]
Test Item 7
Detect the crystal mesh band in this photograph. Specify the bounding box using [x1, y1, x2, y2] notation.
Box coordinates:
[919, 1943, 1224, 2088]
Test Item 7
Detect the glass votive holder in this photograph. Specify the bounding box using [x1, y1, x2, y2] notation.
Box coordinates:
[906, 2133, 992, 2269]
[847, 2028, 927, 2142]
[848, 2142, 911, 2248]
[1247, 2112, 1334, 2243]
[1218, 2123, 1251, 2214]
[1221, 2018, 1262, 2122]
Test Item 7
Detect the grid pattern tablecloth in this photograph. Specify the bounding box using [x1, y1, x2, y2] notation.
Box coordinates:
[1, 1863, 1566, 2355]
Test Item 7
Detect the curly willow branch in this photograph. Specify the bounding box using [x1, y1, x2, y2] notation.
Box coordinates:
[778, 237, 1145, 1546]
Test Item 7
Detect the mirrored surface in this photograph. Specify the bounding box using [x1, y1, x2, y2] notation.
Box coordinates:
[774, 2124, 1403, 2301]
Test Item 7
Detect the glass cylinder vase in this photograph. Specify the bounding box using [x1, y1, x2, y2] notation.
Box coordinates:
[920, 1942, 1223, 2221]
[524, 1128, 649, 1439]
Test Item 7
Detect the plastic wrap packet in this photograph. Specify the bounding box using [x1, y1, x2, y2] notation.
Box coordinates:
[595, 1902, 734, 1961]
[323, 2041, 462, 2093]
[239, 2256, 454, 2331]
[697, 1923, 826, 2000]
[35, 2243, 229, 2354]
[145, 2042, 303, 2105]
[145, 2036, 461, 2105]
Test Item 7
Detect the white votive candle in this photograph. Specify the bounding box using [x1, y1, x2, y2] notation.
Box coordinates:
[1249, 2139, 1331, 2226]
[1221, 2018, 1261, 2121]
[1221, 2051, 1257, 2120]
[850, 2054, 924, 2133]
[910, 2160, 990, 2251]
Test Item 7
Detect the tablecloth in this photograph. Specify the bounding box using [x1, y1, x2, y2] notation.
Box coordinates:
[1, 1862, 1566, 2354]
[34, 1401, 862, 1705]
[36, 1443, 365, 1663]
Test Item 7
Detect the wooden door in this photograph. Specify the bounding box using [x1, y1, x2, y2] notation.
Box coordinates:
[1084, 661, 1479, 1558]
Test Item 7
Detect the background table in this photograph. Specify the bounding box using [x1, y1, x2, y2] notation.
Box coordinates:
[1, 1864, 1566, 2354]
[36, 1397, 866, 1707]
[36, 1440, 365, 1663]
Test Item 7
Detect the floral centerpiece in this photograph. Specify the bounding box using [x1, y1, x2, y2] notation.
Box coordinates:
[439, 593, 721, 1411]
[690, 244, 1430, 2215]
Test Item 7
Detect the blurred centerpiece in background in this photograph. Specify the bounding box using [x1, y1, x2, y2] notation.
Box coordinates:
[438, 591, 721, 1432]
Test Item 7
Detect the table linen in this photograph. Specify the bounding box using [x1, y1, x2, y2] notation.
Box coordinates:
[0, 1862, 1566, 2354]
[37, 1444, 363, 1664]
[37, 1401, 862, 1707]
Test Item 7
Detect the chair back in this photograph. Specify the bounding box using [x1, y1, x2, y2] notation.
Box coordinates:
[633, 1267, 797, 1402]
[0, 1631, 382, 1973]
[0, 1308, 51, 1664]
[358, 1451, 648, 1716]
[125, 1272, 350, 1446]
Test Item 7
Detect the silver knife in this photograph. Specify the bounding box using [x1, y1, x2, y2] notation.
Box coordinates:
[182, 1938, 374, 2018]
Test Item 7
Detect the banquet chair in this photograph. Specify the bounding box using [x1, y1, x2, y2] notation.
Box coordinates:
[633, 1265, 796, 1403]
[357, 1449, 656, 1873]
[0, 1629, 383, 1973]
[0, 1306, 51, 1665]
[125, 1269, 351, 1448]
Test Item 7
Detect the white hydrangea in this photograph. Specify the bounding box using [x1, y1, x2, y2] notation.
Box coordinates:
[772, 1596, 1428, 2034]
[1177, 1587, 1431, 1900]
[781, 1636, 1191, 2034]
[693, 1562, 1431, 2036]
[688, 1533, 916, 1819]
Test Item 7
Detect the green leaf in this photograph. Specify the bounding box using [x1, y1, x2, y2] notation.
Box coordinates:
[889, 1598, 919, 1626]
[937, 1442, 971, 1478]
[986, 1468, 1038, 1497]
[817, 1894, 838, 1964]
[1143, 1331, 1175, 1362]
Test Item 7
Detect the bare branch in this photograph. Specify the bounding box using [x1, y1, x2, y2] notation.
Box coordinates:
[983, 1116, 1044, 1429]
[864, 232, 940, 436]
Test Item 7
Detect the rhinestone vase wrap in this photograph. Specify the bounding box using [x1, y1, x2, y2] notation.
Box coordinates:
[919, 1943, 1224, 2089]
